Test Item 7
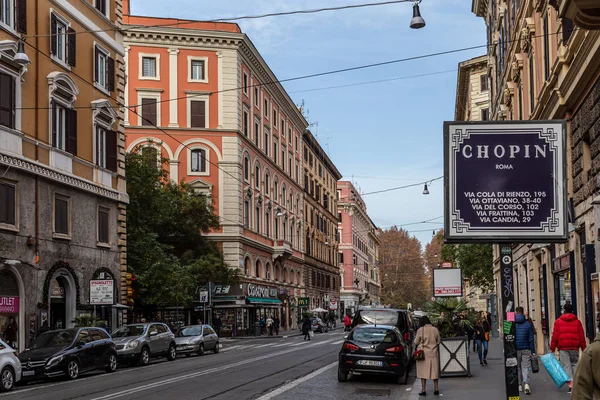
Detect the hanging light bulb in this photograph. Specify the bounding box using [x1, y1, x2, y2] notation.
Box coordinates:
[423, 183, 430, 195]
[410, 1, 426, 30]
[14, 41, 30, 65]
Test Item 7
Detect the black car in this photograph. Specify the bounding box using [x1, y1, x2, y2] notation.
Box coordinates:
[19, 327, 117, 381]
[338, 324, 410, 384]
[352, 308, 415, 353]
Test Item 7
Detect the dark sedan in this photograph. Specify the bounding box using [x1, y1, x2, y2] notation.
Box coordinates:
[19, 327, 117, 381]
[338, 324, 410, 384]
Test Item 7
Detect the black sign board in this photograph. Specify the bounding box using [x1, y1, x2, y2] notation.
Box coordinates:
[444, 121, 567, 243]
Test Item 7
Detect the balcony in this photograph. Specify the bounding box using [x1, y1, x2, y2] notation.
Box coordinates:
[560, 0, 600, 30]
[273, 239, 293, 263]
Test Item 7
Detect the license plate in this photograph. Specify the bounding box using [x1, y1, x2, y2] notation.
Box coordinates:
[22, 371, 35, 377]
[357, 360, 383, 367]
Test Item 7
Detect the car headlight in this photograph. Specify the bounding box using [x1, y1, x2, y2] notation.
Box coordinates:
[128, 340, 140, 349]
[47, 355, 64, 366]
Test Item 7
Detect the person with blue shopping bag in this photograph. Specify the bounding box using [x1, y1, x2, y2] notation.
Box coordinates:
[515, 307, 536, 395]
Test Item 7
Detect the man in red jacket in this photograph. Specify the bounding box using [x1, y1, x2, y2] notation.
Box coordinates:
[550, 303, 587, 392]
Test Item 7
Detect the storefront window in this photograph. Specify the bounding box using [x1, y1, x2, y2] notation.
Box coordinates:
[539, 264, 549, 334]
[0, 269, 19, 349]
[556, 271, 572, 313]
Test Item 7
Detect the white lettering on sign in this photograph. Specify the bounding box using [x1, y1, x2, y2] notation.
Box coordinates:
[247, 284, 271, 298]
[461, 144, 547, 159]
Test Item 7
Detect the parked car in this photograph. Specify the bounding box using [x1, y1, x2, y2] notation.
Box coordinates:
[0, 339, 21, 392]
[174, 325, 219, 356]
[112, 323, 176, 366]
[352, 308, 415, 355]
[338, 324, 410, 384]
[311, 318, 329, 333]
[19, 328, 117, 382]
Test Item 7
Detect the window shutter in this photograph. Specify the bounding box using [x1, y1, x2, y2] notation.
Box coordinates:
[190, 100, 206, 128]
[105, 130, 117, 172]
[141, 98, 157, 126]
[51, 100, 57, 147]
[0, 183, 16, 225]
[0, 73, 15, 129]
[16, 0, 27, 34]
[66, 108, 77, 156]
[50, 15, 57, 55]
[107, 57, 115, 92]
[94, 47, 99, 83]
[67, 27, 76, 67]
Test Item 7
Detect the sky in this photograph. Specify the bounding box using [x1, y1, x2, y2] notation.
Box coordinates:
[131, 0, 486, 248]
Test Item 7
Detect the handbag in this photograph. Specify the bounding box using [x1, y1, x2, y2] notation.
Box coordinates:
[540, 353, 569, 388]
[530, 354, 539, 374]
[413, 327, 425, 360]
[309, 330, 314, 338]
[485, 331, 490, 341]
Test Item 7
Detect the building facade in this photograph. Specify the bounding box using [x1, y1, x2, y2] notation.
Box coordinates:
[302, 130, 342, 317]
[337, 181, 381, 316]
[0, 0, 127, 350]
[455, 54, 491, 312]
[123, 0, 306, 334]
[472, 0, 600, 352]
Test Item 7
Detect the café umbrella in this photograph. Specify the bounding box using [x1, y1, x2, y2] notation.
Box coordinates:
[310, 307, 328, 313]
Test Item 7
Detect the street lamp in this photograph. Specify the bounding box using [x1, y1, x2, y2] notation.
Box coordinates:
[14, 41, 30, 65]
[409, 1, 426, 30]
[276, 207, 283, 217]
[422, 183, 430, 195]
[354, 278, 360, 287]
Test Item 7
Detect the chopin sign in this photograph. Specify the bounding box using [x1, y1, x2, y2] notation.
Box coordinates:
[444, 121, 567, 243]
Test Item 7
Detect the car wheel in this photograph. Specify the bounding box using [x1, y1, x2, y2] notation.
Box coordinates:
[213, 342, 220, 354]
[66, 360, 80, 380]
[0, 367, 15, 392]
[138, 347, 151, 366]
[198, 344, 205, 356]
[167, 344, 177, 361]
[337, 366, 348, 382]
[106, 353, 118, 373]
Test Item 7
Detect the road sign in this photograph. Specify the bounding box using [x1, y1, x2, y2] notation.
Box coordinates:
[199, 290, 209, 303]
[90, 280, 114, 305]
[444, 121, 567, 243]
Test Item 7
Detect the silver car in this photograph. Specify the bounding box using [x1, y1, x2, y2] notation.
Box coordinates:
[112, 323, 176, 366]
[0, 339, 21, 392]
[174, 325, 220, 356]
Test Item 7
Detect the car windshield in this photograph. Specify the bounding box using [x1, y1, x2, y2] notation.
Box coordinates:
[356, 311, 401, 327]
[32, 329, 77, 349]
[112, 325, 146, 338]
[176, 326, 202, 337]
[351, 327, 396, 344]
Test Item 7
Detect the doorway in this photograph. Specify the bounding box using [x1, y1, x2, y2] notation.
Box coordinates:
[48, 271, 76, 329]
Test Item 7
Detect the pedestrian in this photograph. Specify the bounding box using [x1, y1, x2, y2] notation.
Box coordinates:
[273, 316, 280, 336]
[3, 316, 17, 348]
[37, 320, 50, 337]
[302, 316, 312, 341]
[550, 303, 587, 392]
[414, 316, 441, 396]
[266, 315, 274, 336]
[571, 319, 600, 399]
[343, 314, 352, 332]
[474, 317, 490, 366]
[259, 316, 265, 335]
[213, 314, 222, 337]
[515, 306, 536, 395]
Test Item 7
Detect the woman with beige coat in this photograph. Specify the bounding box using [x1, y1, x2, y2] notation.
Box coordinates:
[414, 316, 441, 396]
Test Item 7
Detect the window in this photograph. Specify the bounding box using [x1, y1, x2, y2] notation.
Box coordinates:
[265, 174, 270, 195]
[95, 126, 107, 168]
[0, 1, 24, 33]
[254, 87, 259, 106]
[190, 59, 206, 81]
[281, 118, 285, 135]
[274, 180, 278, 201]
[95, 0, 107, 16]
[295, 165, 299, 182]
[243, 156, 249, 181]
[264, 130, 269, 155]
[264, 99, 268, 118]
[98, 206, 109, 244]
[481, 108, 489, 121]
[562, 18, 574, 45]
[273, 109, 277, 125]
[543, 13, 550, 81]
[243, 72, 248, 94]
[294, 135, 298, 152]
[190, 100, 207, 128]
[289, 156, 292, 177]
[50, 13, 75, 67]
[54, 194, 70, 237]
[244, 200, 250, 228]
[266, 211, 271, 237]
[254, 120, 260, 147]
[255, 165, 261, 188]
[94, 45, 114, 92]
[51, 101, 77, 155]
[243, 109, 249, 137]
[529, 52, 535, 114]
[274, 140, 278, 165]
[255, 207, 261, 233]
[282, 187, 286, 207]
[141, 98, 157, 126]
[0, 72, 15, 129]
[0, 181, 16, 227]
[142, 56, 157, 78]
[281, 149, 285, 170]
[480, 75, 488, 92]
[190, 149, 207, 173]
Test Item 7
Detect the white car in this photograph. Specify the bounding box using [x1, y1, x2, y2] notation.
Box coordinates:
[0, 339, 21, 392]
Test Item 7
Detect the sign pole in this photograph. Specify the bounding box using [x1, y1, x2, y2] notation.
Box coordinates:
[500, 244, 519, 400]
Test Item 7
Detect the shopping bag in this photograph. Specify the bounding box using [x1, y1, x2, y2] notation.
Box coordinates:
[530, 354, 539, 374]
[309, 330, 314, 338]
[540, 353, 569, 388]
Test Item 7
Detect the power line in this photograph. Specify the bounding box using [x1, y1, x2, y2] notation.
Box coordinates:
[361, 176, 442, 196]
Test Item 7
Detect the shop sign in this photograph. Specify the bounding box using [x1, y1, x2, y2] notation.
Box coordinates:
[214, 285, 230, 294]
[0, 297, 18, 313]
[90, 280, 114, 305]
[50, 280, 64, 298]
[433, 268, 463, 297]
[552, 253, 570, 273]
[298, 297, 309, 307]
[329, 298, 338, 310]
[247, 284, 275, 298]
[444, 121, 567, 243]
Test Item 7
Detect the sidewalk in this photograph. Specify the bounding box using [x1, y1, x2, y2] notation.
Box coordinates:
[409, 338, 571, 399]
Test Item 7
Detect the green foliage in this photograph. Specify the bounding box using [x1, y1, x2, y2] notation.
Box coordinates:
[424, 298, 474, 338]
[72, 315, 107, 328]
[440, 243, 494, 291]
[126, 149, 239, 309]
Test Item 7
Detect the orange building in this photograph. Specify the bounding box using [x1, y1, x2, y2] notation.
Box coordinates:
[123, 0, 307, 334]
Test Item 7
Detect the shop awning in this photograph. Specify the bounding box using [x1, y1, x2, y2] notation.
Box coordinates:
[247, 297, 282, 305]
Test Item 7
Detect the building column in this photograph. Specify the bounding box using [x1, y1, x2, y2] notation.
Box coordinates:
[169, 160, 179, 183]
[124, 46, 130, 126]
[168, 48, 180, 127]
[217, 51, 223, 129]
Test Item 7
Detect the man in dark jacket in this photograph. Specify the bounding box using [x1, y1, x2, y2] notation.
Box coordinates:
[550, 303, 587, 392]
[515, 306, 535, 395]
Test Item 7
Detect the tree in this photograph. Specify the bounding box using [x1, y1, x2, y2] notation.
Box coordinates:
[126, 149, 239, 309]
[379, 227, 429, 309]
[424, 230, 444, 271]
[440, 243, 494, 291]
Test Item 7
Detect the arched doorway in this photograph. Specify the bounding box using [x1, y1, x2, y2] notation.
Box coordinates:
[0, 267, 24, 350]
[47, 270, 77, 330]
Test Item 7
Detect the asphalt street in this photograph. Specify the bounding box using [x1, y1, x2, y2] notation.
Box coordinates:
[0, 331, 415, 400]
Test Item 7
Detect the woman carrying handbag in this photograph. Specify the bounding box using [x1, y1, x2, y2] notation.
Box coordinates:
[414, 316, 441, 396]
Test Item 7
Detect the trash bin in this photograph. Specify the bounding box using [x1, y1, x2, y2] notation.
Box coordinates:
[255, 323, 261, 337]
